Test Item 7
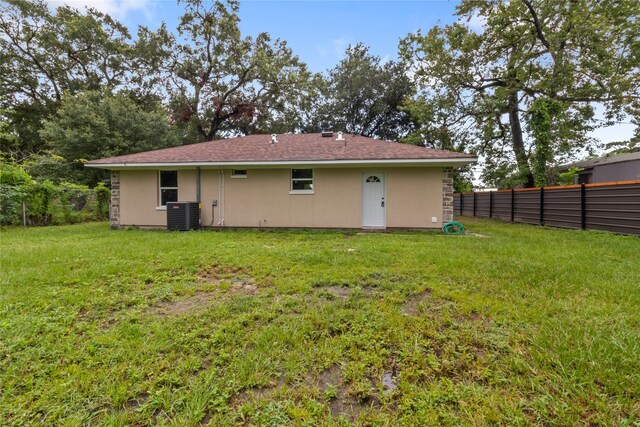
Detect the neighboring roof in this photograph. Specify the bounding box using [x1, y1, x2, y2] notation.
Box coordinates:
[561, 151, 640, 170]
[85, 133, 477, 168]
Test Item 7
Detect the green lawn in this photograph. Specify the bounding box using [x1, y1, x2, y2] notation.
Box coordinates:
[1, 219, 639, 426]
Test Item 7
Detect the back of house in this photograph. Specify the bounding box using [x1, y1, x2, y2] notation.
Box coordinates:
[86, 132, 477, 230]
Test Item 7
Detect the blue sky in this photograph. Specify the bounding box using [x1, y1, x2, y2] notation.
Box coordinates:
[49, 0, 635, 148]
[62, 0, 462, 73]
[234, 1, 460, 72]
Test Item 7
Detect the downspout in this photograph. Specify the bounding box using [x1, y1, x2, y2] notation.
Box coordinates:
[196, 167, 201, 226]
[218, 168, 225, 226]
[221, 169, 225, 226]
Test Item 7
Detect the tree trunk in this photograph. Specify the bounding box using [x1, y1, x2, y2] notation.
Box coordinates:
[196, 124, 208, 141]
[207, 119, 219, 141]
[508, 90, 535, 187]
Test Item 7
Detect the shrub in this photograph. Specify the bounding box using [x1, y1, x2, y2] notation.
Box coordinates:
[0, 161, 110, 226]
[0, 162, 31, 225]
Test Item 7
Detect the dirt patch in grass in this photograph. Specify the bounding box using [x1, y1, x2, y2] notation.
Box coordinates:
[199, 412, 212, 426]
[313, 285, 375, 301]
[457, 311, 485, 323]
[307, 365, 382, 422]
[153, 292, 218, 316]
[315, 286, 352, 299]
[307, 364, 343, 393]
[196, 263, 260, 295]
[381, 370, 398, 396]
[100, 319, 116, 330]
[125, 392, 149, 409]
[197, 263, 250, 283]
[152, 409, 170, 426]
[229, 281, 258, 295]
[402, 289, 433, 315]
[328, 395, 379, 422]
[232, 365, 384, 422]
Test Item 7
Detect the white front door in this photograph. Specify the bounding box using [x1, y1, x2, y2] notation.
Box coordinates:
[362, 173, 386, 228]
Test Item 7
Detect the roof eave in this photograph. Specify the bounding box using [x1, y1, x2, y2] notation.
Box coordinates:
[85, 158, 478, 170]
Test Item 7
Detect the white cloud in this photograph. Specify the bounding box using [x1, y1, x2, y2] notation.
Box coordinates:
[332, 36, 349, 57]
[46, 0, 154, 20]
[315, 36, 351, 61]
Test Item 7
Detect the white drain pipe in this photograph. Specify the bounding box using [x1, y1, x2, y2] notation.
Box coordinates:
[218, 168, 225, 226]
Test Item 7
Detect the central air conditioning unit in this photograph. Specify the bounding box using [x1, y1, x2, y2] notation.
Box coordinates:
[166, 201, 200, 231]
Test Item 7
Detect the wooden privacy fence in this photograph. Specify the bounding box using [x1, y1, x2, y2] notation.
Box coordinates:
[453, 180, 640, 235]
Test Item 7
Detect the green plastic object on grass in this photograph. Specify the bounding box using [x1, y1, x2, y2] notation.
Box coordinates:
[442, 221, 465, 235]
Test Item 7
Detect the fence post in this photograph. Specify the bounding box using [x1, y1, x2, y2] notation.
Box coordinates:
[22, 202, 26, 226]
[540, 187, 544, 225]
[511, 189, 515, 222]
[489, 191, 493, 218]
[473, 192, 477, 217]
[581, 184, 586, 230]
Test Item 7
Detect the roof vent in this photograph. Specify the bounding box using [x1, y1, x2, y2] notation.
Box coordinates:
[336, 131, 345, 141]
[321, 131, 333, 137]
[270, 134, 278, 144]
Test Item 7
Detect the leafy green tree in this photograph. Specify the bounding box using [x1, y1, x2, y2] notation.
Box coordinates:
[0, 107, 18, 152]
[557, 166, 584, 186]
[162, 0, 314, 142]
[40, 91, 181, 185]
[314, 44, 416, 141]
[0, 0, 148, 103]
[238, 72, 326, 136]
[402, 95, 476, 192]
[401, 0, 640, 188]
[0, 0, 163, 157]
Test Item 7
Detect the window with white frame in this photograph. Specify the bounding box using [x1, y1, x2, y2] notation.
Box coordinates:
[291, 169, 313, 192]
[159, 170, 178, 206]
[231, 169, 247, 178]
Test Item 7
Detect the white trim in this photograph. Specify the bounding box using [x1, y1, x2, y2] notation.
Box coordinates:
[158, 170, 178, 206]
[85, 158, 478, 169]
[290, 168, 314, 193]
[156, 206, 167, 211]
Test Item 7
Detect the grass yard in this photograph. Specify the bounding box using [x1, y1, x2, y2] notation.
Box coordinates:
[1, 218, 639, 426]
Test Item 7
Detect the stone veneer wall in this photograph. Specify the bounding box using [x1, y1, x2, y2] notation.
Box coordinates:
[442, 167, 454, 223]
[110, 171, 120, 229]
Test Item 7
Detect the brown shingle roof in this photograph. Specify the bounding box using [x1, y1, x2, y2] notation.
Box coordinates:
[86, 133, 476, 166]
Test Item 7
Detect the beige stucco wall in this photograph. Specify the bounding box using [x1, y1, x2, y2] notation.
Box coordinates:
[218, 168, 362, 228]
[118, 167, 444, 229]
[386, 168, 443, 228]
[119, 169, 199, 227]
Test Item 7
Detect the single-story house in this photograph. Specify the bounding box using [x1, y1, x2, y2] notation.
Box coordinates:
[558, 151, 640, 184]
[86, 132, 477, 230]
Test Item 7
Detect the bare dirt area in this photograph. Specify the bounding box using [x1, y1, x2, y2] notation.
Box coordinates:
[401, 289, 433, 315]
[153, 292, 218, 316]
[197, 263, 250, 283]
[148, 264, 262, 316]
[197, 263, 259, 295]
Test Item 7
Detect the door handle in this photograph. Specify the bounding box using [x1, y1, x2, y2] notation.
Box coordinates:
[381, 197, 385, 207]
